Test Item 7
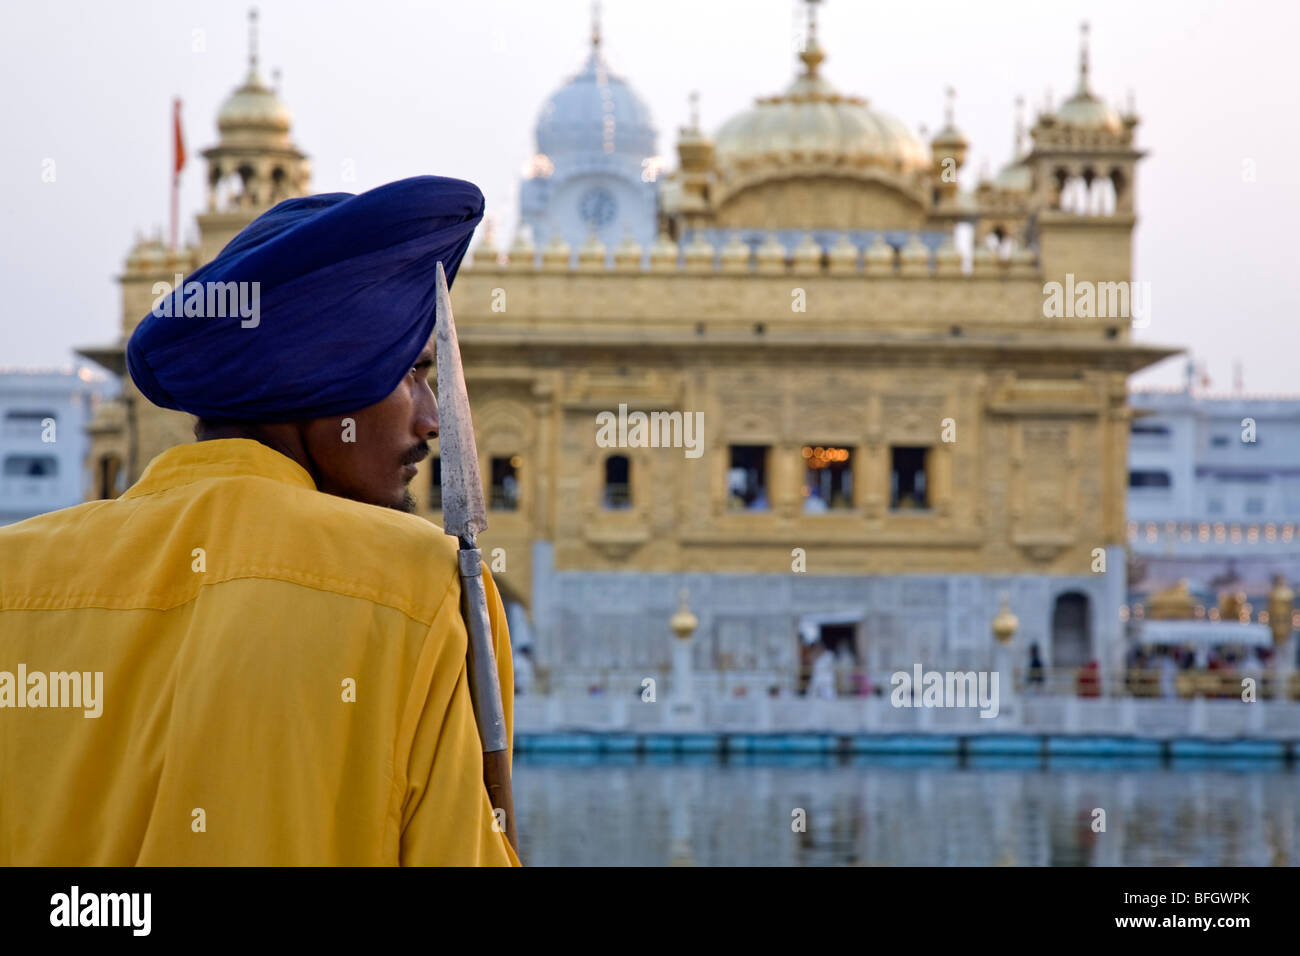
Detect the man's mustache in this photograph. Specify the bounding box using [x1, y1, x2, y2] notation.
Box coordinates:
[401, 442, 430, 466]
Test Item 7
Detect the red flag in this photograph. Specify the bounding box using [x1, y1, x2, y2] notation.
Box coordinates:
[173, 98, 186, 180]
[170, 98, 185, 251]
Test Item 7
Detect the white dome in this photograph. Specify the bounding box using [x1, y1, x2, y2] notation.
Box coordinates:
[535, 46, 656, 161]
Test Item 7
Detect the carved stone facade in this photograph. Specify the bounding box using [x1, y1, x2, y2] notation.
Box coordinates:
[437, 254, 1167, 684]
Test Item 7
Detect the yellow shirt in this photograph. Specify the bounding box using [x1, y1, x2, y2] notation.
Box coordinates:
[0, 438, 519, 866]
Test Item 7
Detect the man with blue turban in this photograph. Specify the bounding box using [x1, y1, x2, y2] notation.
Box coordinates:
[0, 176, 520, 866]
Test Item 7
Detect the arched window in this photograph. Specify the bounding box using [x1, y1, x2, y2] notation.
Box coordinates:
[236, 164, 257, 206]
[1087, 174, 1117, 215]
[603, 454, 630, 509]
[1059, 175, 1090, 213]
[1052, 167, 1070, 208]
[270, 166, 288, 202]
[1108, 167, 1127, 209]
[489, 456, 520, 511]
[207, 165, 223, 210]
[986, 225, 1014, 260]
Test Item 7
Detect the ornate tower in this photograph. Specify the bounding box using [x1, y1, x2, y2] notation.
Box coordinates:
[1027, 22, 1144, 284]
[78, 9, 311, 490]
[670, 91, 715, 230]
[929, 87, 968, 207]
[197, 8, 310, 262]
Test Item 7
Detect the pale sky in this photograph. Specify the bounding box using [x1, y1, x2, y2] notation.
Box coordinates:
[2, 0, 1297, 394]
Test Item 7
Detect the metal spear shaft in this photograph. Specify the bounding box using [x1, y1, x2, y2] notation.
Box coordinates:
[434, 261, 518, 855]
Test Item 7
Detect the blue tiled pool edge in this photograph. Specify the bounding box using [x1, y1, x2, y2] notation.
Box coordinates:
[515, 732, 1297, 760]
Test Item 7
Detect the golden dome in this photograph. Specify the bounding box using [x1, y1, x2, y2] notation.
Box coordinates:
[217, 10, 291, 135]
[217, 75, 291, 134]
[713, 34, 930, 174]
[1056, 88, 1121, 133]
[1055, 22, 1121, 133]
[930, 88, 966, 151]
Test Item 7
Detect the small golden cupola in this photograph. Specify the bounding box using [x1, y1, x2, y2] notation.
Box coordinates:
[672, 91, 715, 218]
[1054, 21, 1122, 133]
[198, 8, 311, 259]
[930, 87, 968, 203]
[215, 9, 293, 145]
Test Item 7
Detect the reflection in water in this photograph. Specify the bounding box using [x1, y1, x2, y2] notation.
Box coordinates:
[513, 754, 1299, 866]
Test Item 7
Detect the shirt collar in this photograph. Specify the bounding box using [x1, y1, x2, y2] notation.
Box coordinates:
[122, 438, 317, 498]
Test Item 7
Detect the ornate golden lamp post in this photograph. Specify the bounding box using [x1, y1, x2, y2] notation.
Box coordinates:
[669, 589, 700, 725]
[992, 592, 1018, 715]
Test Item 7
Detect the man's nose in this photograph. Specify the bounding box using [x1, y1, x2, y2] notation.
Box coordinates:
[419, 392, 439, 439]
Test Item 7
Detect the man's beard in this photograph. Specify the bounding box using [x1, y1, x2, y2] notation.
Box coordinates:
[390, 441, 430, 514]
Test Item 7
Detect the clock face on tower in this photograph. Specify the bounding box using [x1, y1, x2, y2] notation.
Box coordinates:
[579, 187, 617, 227]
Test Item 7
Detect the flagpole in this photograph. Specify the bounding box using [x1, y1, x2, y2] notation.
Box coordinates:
[170, 98, 183, 252]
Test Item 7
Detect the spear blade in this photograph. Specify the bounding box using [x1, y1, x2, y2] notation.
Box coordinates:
[432, 259, 516, 852]
[434, 260, 488, 540]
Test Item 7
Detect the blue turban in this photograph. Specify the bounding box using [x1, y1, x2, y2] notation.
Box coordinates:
[127, 175, 483, 422]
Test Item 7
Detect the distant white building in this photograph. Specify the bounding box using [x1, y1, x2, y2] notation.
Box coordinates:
[1127, 382, 1300, 602]
[0, 368, 115, 525]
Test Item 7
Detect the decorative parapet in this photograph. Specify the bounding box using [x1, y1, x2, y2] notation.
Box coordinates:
[506, 230, 535, 272]
[827, 234, 857, 275]
[650, 233, 678, 272]
[541, 234, 571, 271]
[936, 238, 963, 277]
[576, 232, 606, 273]
[613, 235, 642, 273]
[473, 228, 1042, 279]
[683, 233, 714, 274]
